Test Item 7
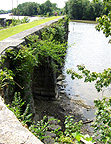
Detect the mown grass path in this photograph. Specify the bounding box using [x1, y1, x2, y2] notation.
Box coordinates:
[0, 16, 60, 41]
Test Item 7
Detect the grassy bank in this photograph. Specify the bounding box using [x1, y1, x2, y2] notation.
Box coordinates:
[0, 16, 60, 41]
[70, 19, 97, 24]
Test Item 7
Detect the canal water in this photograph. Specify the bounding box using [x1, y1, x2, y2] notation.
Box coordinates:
[63, 22, 111, 119]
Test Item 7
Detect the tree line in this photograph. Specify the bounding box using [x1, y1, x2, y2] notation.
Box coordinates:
[0, 10, 11, 14]
[12, 0, 109, 20]
[64, 0, 108, 20]
[12, 0, 61, 17]
[0, 0, 109, 21]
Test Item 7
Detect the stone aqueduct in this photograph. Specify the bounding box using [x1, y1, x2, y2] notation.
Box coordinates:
[0, 16, 68, 144]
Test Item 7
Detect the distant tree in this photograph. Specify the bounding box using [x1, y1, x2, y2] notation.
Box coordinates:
[63, 1, 68, 15]
[39, 0, 58, 16]
[13, 2, 40, 16]
[12, 0, 59, 16]
[65, 0, 107, 20]
[0, 9, 10, 14]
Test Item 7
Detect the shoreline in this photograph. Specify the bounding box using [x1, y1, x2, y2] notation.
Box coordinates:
[70, 19, 98, 24]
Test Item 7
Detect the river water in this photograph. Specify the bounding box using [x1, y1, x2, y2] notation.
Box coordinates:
[63, 22, 111, 119]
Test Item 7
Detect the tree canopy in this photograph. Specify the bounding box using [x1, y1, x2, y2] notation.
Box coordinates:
[0, 9, 11, 14]
[12, 0, 60, 16]
[64, 0, 108, 20]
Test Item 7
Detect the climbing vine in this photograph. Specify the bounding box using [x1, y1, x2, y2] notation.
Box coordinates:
[5, 17, 68, 94]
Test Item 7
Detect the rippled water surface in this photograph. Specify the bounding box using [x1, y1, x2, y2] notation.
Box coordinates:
[63, 22, 111, 111]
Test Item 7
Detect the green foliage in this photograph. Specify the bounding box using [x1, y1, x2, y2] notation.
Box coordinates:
[0, 67, 14, 97]
[27, 34, 66, 68]
[67, 65, 111, 92]
[6, 33, 66, 88]
[5, 18, 67, 104]
[94, 0, 111, 41]
[7, 93, 110, 144]
[29, 116, 55, 140]
[92, 97, 111, 144]
[6, 45, 38, 86]
[41, 16, 69, 43]
[7, 92, 32, 125]
[96, 12, 111, 38]
[0, 9, 11, 14]
[10, 17, 30, 27]
[65, 0, 107, 20]
[7, 92, 55, 141]
[54, 116, 93, 143]
[12, 1, 60, 17]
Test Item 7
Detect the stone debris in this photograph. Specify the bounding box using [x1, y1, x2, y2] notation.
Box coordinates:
[0, 96, 43, 144]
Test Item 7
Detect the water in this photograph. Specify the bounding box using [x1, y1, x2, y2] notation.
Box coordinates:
[63, 22, 111, 119]
[0, 13, 44, 22]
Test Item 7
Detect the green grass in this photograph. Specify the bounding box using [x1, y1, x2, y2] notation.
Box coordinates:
[70, 19, 97, 24]
[0, 16, 60, 41]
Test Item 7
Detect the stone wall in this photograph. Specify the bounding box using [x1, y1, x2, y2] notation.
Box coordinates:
[0, 16, 68, 143]
[32, 60, 56, 98]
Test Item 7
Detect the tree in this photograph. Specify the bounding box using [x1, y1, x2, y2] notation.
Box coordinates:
[0, 9, 10, 14]
[65, 0, 107, 20]
[68, 0, 83, 19]
[39, 0, 58, 16]
[12, 1, 59, 16]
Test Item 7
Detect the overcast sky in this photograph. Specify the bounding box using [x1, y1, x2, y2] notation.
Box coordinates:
[0, 0, 68, 10]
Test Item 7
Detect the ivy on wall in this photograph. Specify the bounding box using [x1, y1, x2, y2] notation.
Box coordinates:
[3, 16, 69, 101]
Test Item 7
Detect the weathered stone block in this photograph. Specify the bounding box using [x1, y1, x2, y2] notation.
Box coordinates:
[0, 96, 43, 144]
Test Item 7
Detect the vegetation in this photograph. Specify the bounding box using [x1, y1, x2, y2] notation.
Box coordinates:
[5, 17, 68, 98]
[0, 17, 30, 30]
[64, 0, 108, 20]
[12, 0, 62, 17]
[0, 16, 60, 41]
[0, 17, 70, 143]
[66, 0, 111, 143]
[7, 92, 32, 126]
[29, 116, 55, 140]
[92, 97, 111, 143]
[6, 91, 111, 143]
[54, 116, 92, 144]
[0, 0, 110, 142]
[0, 9, 11, 14]
[7, 92, 92, 143]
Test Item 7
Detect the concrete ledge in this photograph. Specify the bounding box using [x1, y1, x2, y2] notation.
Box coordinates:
[0, 96, 43, 144]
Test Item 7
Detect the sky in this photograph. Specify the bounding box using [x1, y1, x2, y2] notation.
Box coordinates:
[0, 0, 68, 10]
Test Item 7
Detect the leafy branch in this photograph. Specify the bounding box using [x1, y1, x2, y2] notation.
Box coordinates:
[67, 65, 111, 92]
